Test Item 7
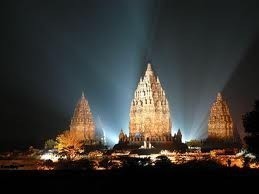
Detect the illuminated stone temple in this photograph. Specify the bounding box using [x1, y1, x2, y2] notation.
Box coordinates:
[208, 93, 235, 140]
[115, 63, 186, 151]
[70, 92, 96, 143]
[129, 63, 172, 142]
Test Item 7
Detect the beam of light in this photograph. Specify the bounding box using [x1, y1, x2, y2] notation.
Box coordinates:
[90, 0, 158, 139]
[186, 70, 239, 141]
[103, 129, 119, 147]
[147, 1, 257, 142]
[169, 60, 242, 142]
[44, 0, 158, 144]
[92, 115, 119, 147]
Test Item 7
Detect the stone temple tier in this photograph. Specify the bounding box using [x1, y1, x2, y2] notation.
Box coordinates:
[70, 92, 95, 142]
[208, 93, 234, 140]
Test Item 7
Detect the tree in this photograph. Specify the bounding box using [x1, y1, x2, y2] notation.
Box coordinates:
[55, 130, 84, 160]
[186, 139, 202, 147]
[55, 159, 94, 170]
[44, 139, 57, 150]
[155, 155, 172, 167]
[243, 100, 259, 158]
[99, 157, 111, 169]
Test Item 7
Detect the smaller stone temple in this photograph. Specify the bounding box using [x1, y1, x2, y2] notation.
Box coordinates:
[174, 129, 182, 143]
[204, 92, 242, 150]
[208, 93, 234, 140]
[70, 92, 96, 143]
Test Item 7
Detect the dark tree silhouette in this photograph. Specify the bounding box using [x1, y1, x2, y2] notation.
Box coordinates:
[55, 158, 94, 170]
[243, 100, 259, 158]
[99, 157, 111, 169]
[155, 155, 172, 167]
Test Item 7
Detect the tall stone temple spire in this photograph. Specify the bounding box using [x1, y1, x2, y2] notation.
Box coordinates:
[70, 92, 95, 141]
[208, 92, 234, 140]
[129, 63, 172, 142]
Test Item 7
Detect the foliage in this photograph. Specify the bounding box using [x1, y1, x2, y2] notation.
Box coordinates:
[99, 157, 112, 169]
[55, 130, 84, 160]
[55, 159, 94, 170]
[186, 139, 203, 147]
[243, 100, 259, 158]
[44, 139, 57, 150]
[122, 157, 152, 169]
[179, 159, 224, 169]
[155, 155, 172, 167]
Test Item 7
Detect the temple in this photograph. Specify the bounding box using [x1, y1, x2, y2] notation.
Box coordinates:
[208, 93, 234, 140]
[129, 63, 172, 141]
[70, 92, 96, 143]
[115, 63, 186, 151]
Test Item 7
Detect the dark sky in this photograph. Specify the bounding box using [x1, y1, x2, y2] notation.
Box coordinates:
[1, 0, 259, 151]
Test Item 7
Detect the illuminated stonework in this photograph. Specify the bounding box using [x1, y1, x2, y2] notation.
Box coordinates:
[208, 93, 234, 140]
[128, 63, 172, 142]
[70, 92, 95, 141]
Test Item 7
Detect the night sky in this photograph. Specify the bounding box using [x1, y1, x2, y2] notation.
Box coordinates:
[1, 0, 259, 151]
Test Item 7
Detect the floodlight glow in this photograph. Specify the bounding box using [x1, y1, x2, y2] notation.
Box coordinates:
[40, 152, 60, 162]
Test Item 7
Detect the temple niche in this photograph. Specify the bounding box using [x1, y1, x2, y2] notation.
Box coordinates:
[70, 92, 96, 144]
[208, 93, 234, 140]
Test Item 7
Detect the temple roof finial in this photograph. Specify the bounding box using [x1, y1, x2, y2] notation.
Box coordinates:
[217, 92, 222, 101]
[81, 91, 85, 98]
[145, 63, 153, 77]
[147, 63, 152, 71]
[157, 76, 160, 83]
[177, 128, 182, 135]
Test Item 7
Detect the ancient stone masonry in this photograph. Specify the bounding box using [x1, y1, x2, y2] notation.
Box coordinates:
[70, 92, 95, 142]
[128, 63, 172, 142]
[208, 93, 234, 140]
